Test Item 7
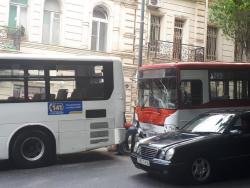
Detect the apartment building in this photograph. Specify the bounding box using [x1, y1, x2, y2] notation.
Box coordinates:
[144, 0, 235, 63]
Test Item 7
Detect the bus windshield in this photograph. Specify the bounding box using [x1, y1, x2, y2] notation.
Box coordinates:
[138, 78, 177, 109]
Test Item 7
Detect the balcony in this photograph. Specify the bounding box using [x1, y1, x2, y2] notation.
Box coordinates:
[0, 26, 23, 51]
[147, 40, 205, 62]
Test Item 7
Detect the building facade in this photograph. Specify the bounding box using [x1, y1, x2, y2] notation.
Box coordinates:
[0, 0, 237, 121]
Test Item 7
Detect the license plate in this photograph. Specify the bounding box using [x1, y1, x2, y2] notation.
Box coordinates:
[137, 157, 150, 166]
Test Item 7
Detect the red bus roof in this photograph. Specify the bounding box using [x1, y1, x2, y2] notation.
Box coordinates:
[140, 62, 250, 71]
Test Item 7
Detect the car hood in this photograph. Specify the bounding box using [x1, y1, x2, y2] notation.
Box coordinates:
[141, 131, 210, 149]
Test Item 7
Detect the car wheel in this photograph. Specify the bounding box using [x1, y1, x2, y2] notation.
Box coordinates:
[190, 157, 212, 184]
[10, 129, 55, 168]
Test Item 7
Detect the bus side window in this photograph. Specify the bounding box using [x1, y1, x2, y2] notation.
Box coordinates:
[56, 89, 68, 100]
[180, 80, 203, 107]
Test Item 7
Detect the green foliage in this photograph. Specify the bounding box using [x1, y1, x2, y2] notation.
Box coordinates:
[210, 0, 250, 61]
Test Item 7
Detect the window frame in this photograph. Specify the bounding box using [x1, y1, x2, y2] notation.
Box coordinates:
[180, 79, 203, 107]
[173, 18, 185, 60]
[91, 6, 108, 52]
[8, 0, 28, 28]
[42, 0, 61, 45]
[209, 69, 250, 101]
[206, 26, 218, 61]
[0, 60, 114, 103]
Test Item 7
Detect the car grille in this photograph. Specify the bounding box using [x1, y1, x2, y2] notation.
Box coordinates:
[139, 145, 158, 160]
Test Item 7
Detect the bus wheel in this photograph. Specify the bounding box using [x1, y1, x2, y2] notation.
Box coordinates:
[10, 129, 54, 169]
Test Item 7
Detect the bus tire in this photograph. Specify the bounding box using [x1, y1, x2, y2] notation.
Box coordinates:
[10, 129, 55, 169]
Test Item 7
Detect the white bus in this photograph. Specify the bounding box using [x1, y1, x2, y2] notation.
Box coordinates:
[0, 54, 125, 168]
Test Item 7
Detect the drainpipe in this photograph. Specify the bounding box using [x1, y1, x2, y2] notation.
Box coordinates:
[204, 0, 209, 61]
[138, 0, 145, 68]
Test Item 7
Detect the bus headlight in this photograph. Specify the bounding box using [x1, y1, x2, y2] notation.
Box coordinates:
[165, 148, 175, 160]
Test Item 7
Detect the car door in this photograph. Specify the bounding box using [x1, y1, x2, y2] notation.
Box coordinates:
[238, 113, 250, 162]
[227, 114, 250, 164]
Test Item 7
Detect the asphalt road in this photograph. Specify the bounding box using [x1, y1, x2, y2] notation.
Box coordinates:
[0, 148, 250, 188]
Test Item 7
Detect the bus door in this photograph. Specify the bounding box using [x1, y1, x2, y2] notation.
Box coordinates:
[178, 69, 209, 128]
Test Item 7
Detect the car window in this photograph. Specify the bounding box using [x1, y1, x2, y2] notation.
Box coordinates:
[230, 114, 250, 134]
[240, 114, 250, 134]
[230, 118, 241, 130]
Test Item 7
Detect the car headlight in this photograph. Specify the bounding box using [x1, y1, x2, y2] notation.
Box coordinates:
[158, 150, 166, 160]
[165, 148, 175, 160]
[133, 142, 140, 153]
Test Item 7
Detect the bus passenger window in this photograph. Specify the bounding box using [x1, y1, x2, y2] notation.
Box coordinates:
[56, 89, 68, 100]
[181, 80, 203, 107]
[70, 89, 83, 100]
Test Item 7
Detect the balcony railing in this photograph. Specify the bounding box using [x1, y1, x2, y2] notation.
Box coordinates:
[0, 26, 23, 51]
[147, 40, 205, 62]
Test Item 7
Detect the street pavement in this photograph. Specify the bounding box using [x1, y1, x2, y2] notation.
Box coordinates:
[0, 148, 250, 188]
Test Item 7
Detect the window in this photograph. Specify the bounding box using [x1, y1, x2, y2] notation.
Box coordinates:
[234, 41, 243, 62]
[231, 113, 250, 134]
[27, 69, 46, 101]
[42, 0, 60, 44]
[209, 70, 250, 100]
[180, 80, 203, 106]
[91, 6, 108, 52]
[206, 26, 218, 61]
[49, 68, 76, 100]
[8, 0, 28, 29]
[138, 78, 177, 109]
[0, 68, 24, 101]
[149, 15, 161, 51]
[173, 19, 184, 60]
[0, 61, 114, 103]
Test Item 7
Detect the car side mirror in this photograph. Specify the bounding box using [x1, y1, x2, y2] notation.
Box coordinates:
[229, 129, 242, 135]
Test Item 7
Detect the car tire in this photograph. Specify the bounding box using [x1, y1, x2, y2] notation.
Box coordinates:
[10, 129, 55, 169]
[188, 157, 213, 184]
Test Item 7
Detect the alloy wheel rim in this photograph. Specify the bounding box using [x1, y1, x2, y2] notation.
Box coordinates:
[191, 158, 211, 182]
[20, 137, 45, 161]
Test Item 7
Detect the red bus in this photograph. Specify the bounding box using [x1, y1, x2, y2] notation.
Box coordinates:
[135, 62, 250, 136]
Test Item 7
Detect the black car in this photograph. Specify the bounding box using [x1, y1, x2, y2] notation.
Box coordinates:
[131, 110, 250, 183]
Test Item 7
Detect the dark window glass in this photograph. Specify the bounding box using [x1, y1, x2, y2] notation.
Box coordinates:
[209, 70, 250, 100]
[0, 60, 114, 103]
[206, 26, 217, 61]
[180, 80, 203, 107]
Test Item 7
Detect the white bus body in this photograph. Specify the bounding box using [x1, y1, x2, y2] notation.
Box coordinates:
[0, 54, 125, 168]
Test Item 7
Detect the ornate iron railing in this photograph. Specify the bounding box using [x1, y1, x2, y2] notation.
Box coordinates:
[0, 26, 23, 51]
[147, 40, 205, 62]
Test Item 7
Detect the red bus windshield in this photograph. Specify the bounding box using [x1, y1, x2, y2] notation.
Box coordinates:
[138, 68, 177, 109]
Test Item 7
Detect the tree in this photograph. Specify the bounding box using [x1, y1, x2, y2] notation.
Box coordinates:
[210, 0, 250, 62]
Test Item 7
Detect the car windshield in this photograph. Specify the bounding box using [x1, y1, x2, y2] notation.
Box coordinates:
[182, 113, 236, 133]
